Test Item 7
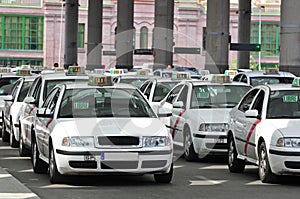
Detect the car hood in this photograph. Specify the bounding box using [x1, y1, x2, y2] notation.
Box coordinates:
[267, 119, 300, 137]
[190, 109, 231, 124]
[56, 117, 167, 137]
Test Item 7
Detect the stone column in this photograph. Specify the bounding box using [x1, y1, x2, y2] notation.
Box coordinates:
[205, 0, 229, 74]
[115, 0, 134, 71]
[237, 0, 251, 69]
[153, 0, 174, 70]
[86, 0, 103, 70]
[64, 0, 79, 68]
[279, 0, 300, 76]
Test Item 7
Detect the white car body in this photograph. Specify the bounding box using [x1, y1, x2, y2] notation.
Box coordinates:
[228, 83, 300, 182]
[32, 82, 173, 183]
[19, 71, 88, 155]
[160, 80, 251, 160]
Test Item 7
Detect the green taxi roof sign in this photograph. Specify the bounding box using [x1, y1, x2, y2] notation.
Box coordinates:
[171, 72, 191, 80]
[137, 69, 149, 76]
[67, 66, 86, 76]
[211, 74, 231, 83]
[88, 75, 113, 86]
[16, 68, 31, 76]
[292, 77, 300, 87]
[0, 67, 11, 73]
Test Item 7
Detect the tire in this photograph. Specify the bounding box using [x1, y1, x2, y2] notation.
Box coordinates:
[32, 136, 48, 174]
[258, 142, 277, 183]
[227, 135, 245, 173]
[19, 127, 30, 157]
[154, 163, 173, 183]
[1, 121, 9, 142]
[49, 145, 63, 184]
[183, 127, 198, 161]
[10, 121, 19, 148]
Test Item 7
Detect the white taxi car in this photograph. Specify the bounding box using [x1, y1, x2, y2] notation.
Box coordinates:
[160, 75, 251, 161]
[0, 68, 22, 138]
[2, 69, 36, 148]
[113, 69, 152, 89]
[232, 68, 295, 86]
[32, 75, 173, 184]
[228, 78, 300, 183]
[19, 66, 88, 157]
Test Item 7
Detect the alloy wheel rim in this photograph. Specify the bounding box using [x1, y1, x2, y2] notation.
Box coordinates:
[33, 143, 37, 167]
[228, 140, 234, 166]
[49, 150, 54, 178]
[184, 132, 191, 156]
[259, 148, 266, 177]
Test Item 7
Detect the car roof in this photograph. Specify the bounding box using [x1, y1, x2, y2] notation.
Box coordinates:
[62, 82, 137, 90]
[40, 72, 89, 80]
[237, 70, 295, 78]
[189, 80, 251, 87]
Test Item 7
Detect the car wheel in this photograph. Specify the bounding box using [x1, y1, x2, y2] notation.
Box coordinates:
[258, 142, 277, 183]
[32, 136, 48, 174]
[154, 163, 173, 183]
[227, 135, 245, 173]
[49, 145, 63, 184]
[10, 121, 19, 148]
[19, 126, 30, 157]
[183, 126, 198, 161]
[1, 121, 9, 142]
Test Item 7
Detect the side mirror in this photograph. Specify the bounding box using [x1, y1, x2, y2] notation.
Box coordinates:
[24, 96, 36, 104]
[36, 108, 53, 118]
[245, 109, 260, 119]
[3, 95, 14, 101]
[173, 101, 184, 109]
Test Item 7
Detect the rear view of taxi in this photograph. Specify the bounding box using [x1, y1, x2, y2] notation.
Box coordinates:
[167, 75, 251, 161]
[228, 78, 300, 183]
[33, 75, 173, 184]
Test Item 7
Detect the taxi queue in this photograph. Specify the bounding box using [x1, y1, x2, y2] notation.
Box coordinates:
[0, 65, 300, 184]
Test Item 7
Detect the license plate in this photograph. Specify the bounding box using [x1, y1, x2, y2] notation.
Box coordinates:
[214, 138, 227, 143]
[101, 152, 138, 161]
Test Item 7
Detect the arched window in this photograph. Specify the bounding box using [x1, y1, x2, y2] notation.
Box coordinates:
[140, 26, 148, 49]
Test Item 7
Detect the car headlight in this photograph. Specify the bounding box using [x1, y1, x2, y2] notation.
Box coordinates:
[62, 137, 94, 147]
[199, 123, 229, 132]
[142, 136, 171, 147]
[276, 137, 300, 148]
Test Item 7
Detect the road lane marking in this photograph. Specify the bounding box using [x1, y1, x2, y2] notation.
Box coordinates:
[173, 141, 183, 147]
[0, 157, 30, 160]
[189, 176, 227, 186]
[246, 180, 279, 186]
[199, 165, 228, 170]
[174, 165, 184, 169]
[0, 193, 38, 199]
[0, 174, 12, 179]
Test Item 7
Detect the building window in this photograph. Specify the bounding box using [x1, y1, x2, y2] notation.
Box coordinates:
[0, 15, 43, 50]
[140, 26, 148, 49]
[251, 22, 280, 56]
[78, 23, 85, 48]
[0, 58, 43, 67]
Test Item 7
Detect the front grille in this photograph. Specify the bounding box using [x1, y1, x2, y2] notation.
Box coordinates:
[141, 160, 167, 168]
[98, 136, 140, 146]
[284, 161, 300, 169]
[205, 143, 227, 150]
[101, 161, 138, 169]
[69, 161, 97, 169]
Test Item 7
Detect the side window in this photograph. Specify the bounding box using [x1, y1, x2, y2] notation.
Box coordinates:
[140, 82, 149, 93]
[166, 85, 184, 104]
[144, 82, 153, 99]
[176, 85, 188, 108]
[11, 80, 21, 99]
[27, 77, 40, 97]
[32, 79, 42, 100]
[251, 90, 265, 116]
[232, 74, 242, 82]
[238, 89, 259, 112]
[241, 75, 248, 84]
[42, 88, 60, 115]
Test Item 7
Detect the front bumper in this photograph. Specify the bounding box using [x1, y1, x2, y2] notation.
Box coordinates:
[269, 146, 300, 175]
[193, 131, 227, 156]
[55, 149, 173, 175]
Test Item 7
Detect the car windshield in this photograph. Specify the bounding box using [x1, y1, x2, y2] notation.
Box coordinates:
[119, 78, 147, 88]
[250, 76, 294, 86]
[267, 90, 300, 119]
[191, 85, 251, 109]
[152, 81, 179, 102]
[43, 79, 87, 100]
[58, 88, 156, 118]
[0, 77, 20, 95]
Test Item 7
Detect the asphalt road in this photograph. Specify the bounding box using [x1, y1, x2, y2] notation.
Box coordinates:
[1, 139, 300, 199]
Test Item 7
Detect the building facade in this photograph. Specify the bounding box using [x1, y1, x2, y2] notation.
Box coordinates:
[0, 0, 280, 69]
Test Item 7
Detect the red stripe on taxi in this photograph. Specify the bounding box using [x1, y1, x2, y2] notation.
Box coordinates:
[244, 119, 262, 155]
[171, 109, 186, 138]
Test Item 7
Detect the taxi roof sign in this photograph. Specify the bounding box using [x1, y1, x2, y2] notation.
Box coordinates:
[109, 69, 128, 75]
[16, 68, 31, 76]
[211, 74, 231, 83]
[54, 67, 65, 73]
[94, 69, 106, 75]
[67, 66, 86, 76]
[171, 72, 191, 80]
[137, 69, 149, 76]
[88, 75, 113, 86]
[224, 70, 238, 76]
[0, 67, 11, 73]
[264, 68, 279, 74]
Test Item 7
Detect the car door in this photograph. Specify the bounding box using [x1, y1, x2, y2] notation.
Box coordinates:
[35, 87, 60, 159]
[232, 88, 260, 155]
[243, 90, 265, 159]
[171, 85, 189, 141]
